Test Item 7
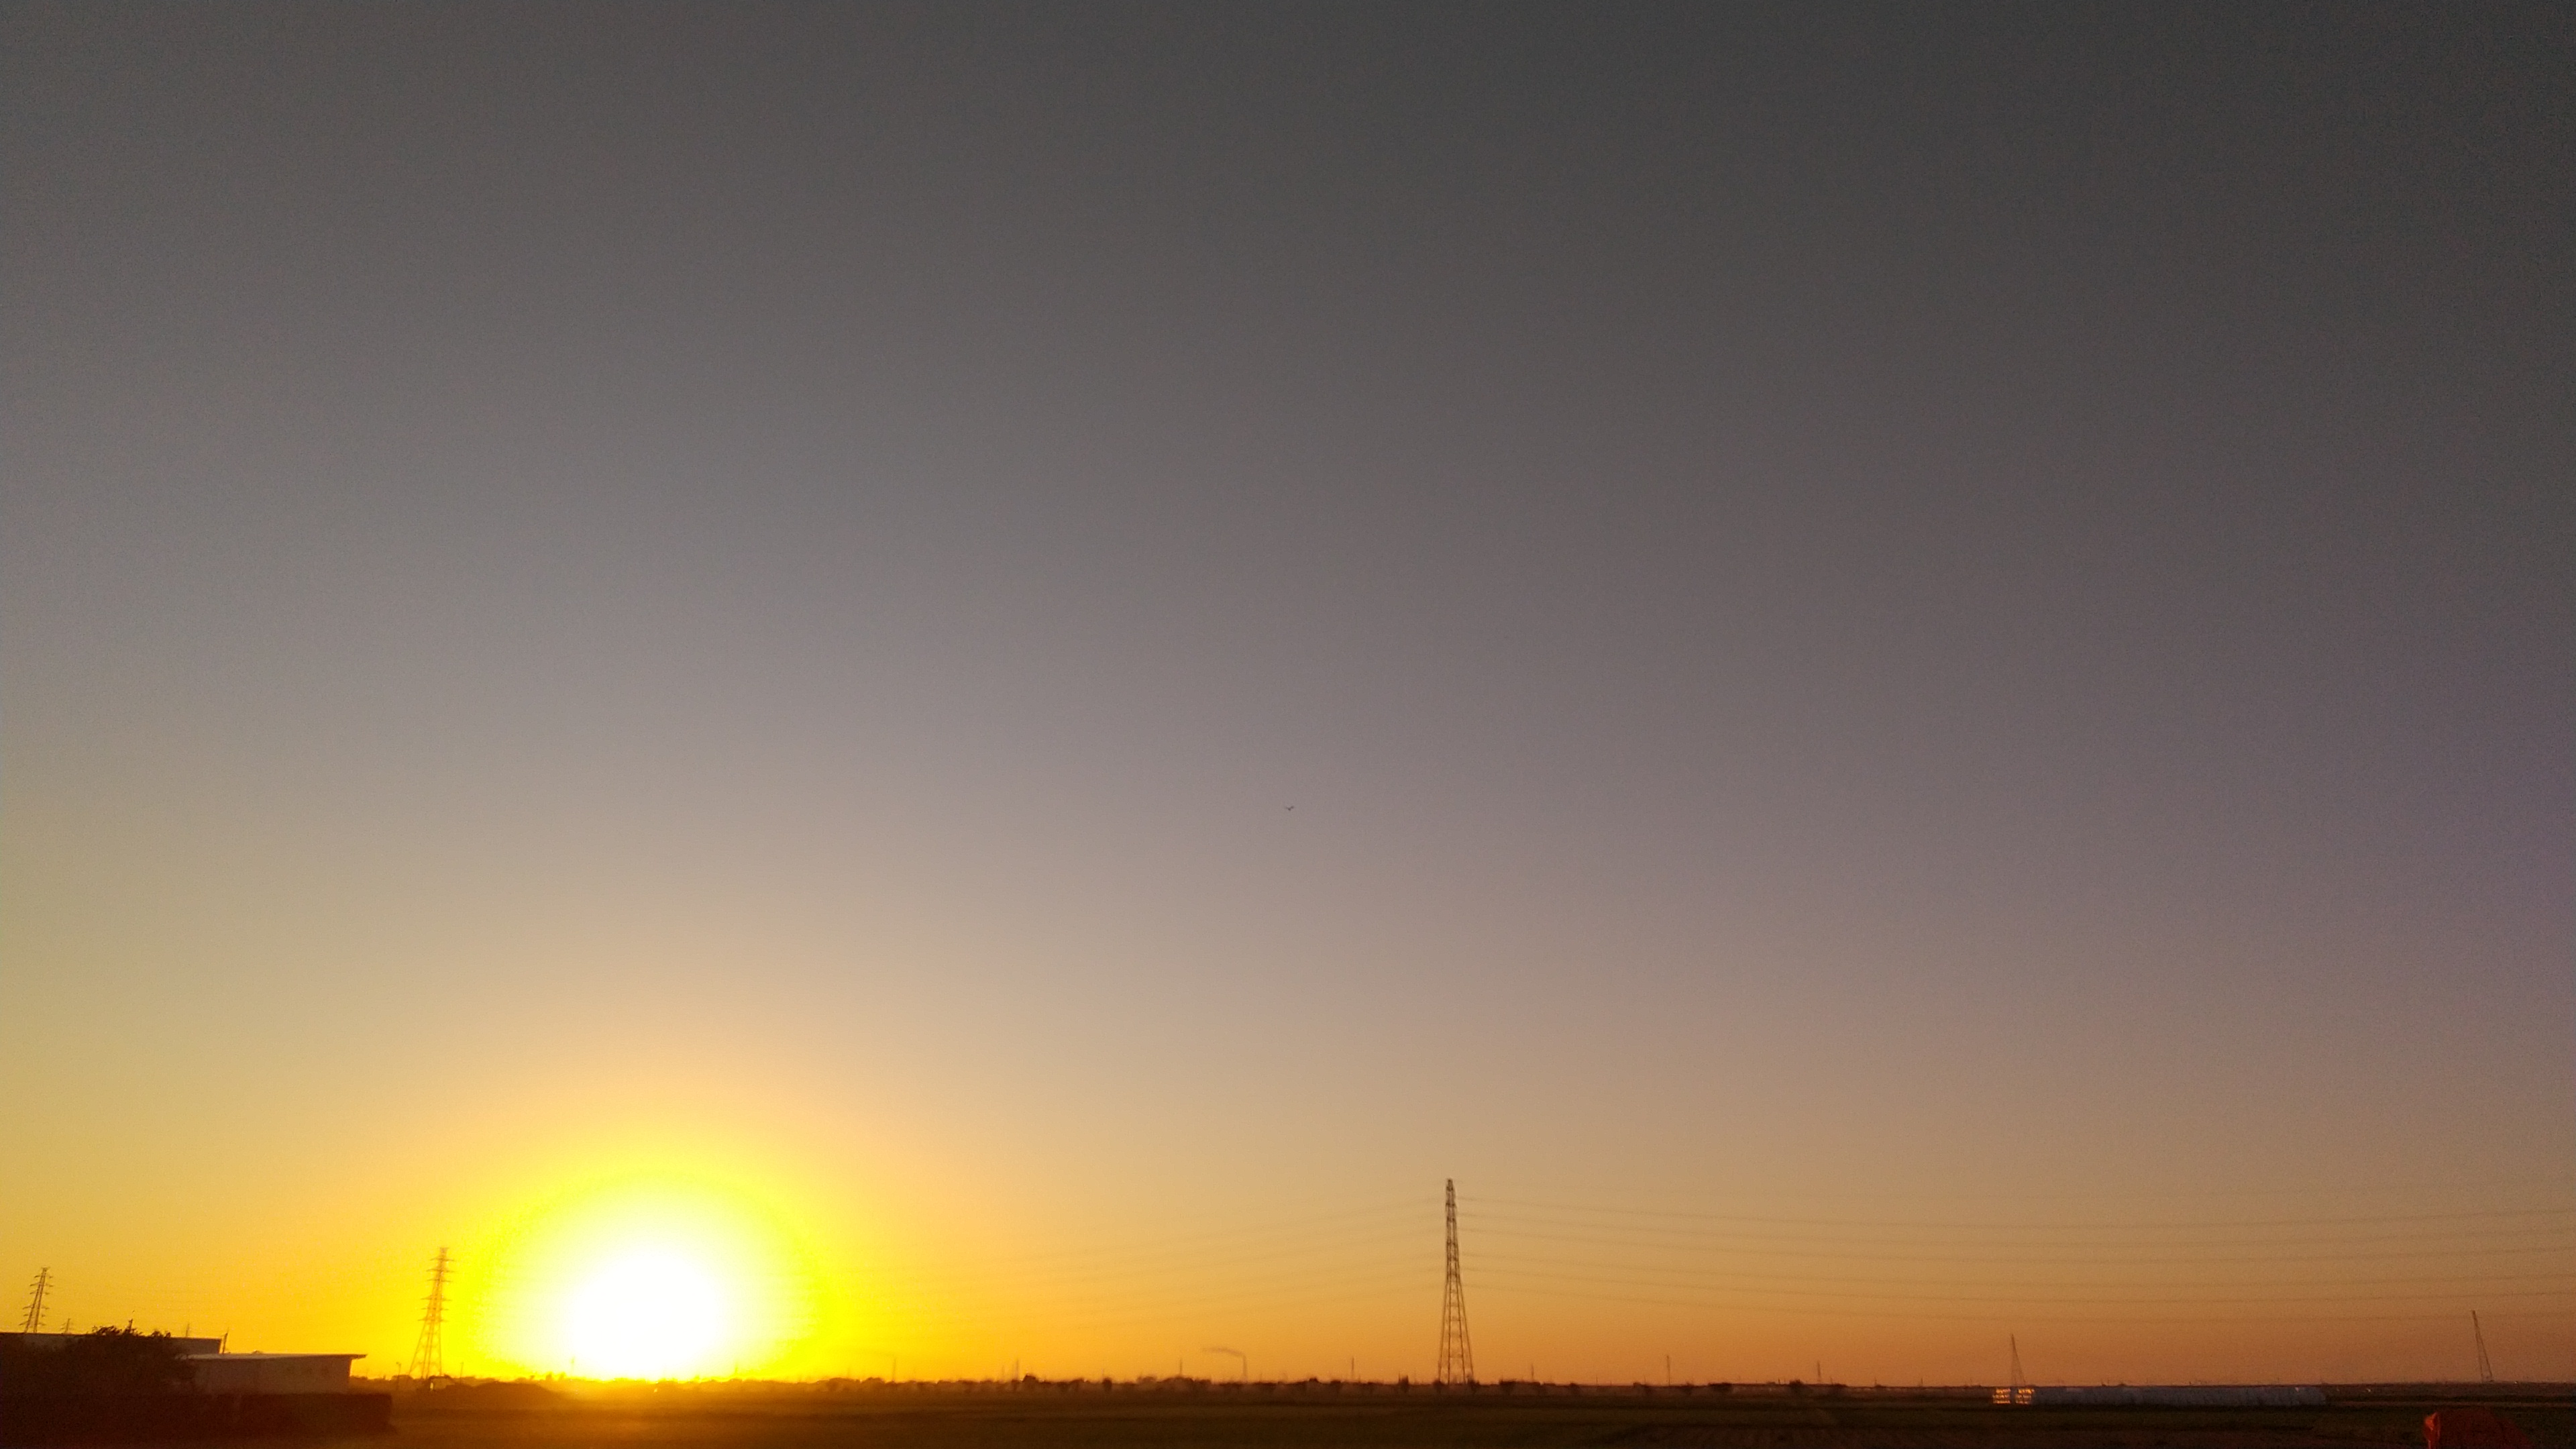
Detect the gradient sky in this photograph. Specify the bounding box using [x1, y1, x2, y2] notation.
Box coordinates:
[3, 2, 2569, 1387]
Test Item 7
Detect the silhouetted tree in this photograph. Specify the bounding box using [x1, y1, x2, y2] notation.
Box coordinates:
[0, 1327, 195, 1397]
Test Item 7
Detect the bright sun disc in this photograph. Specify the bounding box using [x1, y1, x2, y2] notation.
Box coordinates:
[472, 1173, 822, 1379]
[563, 1247, 731, 1379]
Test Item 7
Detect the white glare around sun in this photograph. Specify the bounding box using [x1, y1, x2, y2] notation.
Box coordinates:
[562, 1247, 730, 1379]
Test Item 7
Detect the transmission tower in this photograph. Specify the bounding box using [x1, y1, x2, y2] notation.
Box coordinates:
[1436, 1179, 1474, 1385]
[409, 1248, 451, 1380]
[21, 1268, 51, 1332]
[2008, 1336, 2026, 1389]
[2471, 1311, 2494, 1383]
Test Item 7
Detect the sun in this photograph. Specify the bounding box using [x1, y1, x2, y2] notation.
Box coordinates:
[563, 1246, 731, 1379]
[468, 1172, 822, 1380]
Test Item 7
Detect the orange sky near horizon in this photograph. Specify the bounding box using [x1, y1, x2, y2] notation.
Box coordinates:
[2, 730, 2569, 1382]
[3, 692, 2567, 1382]
[3, 947, 2567, 1386]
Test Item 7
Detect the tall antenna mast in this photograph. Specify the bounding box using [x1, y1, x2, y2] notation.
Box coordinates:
[409, 1248, 451, 1380]
[20, 1268, 51, 1333]
[2471, 1311, 2494, 1383]
[1436, 1179, 1474, 1385]
[2009, 1335, 2026, 1389]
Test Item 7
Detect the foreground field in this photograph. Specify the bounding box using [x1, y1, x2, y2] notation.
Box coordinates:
[354, 1384, 2576, 1449]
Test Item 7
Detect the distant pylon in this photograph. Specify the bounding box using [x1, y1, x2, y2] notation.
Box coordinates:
[1436, 1179, 1474, 1385]
[2008, 1335, 2025, 1389]
[2471, 1311, 2494, 1383]
[409, 1248, 451, 1380]
[21, 1268, 51, 1333]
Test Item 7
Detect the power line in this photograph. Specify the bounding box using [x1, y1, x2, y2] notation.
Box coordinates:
[1466, 1195, 2576, 1232]
[1466, 1225, 2576, 1266]
[1020, 1275, 1426, 1338]
[1458, 1211, 2576, 1250]
[1469, 1262, 2576, 1307]
[863, 1197, 1431, 1281]
[866, 1218, 1432, 1297]
[1469, 1249, 2575, 1292]
[1473, 1280, 2576, 1327]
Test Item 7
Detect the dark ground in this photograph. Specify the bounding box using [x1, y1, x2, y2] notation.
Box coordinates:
[323, 1383, 2573, 1449]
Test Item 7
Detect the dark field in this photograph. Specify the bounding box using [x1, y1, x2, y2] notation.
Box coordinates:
[324, 1384, 2576, 1449]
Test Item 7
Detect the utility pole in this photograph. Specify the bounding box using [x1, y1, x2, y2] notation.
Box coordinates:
[409, 1248, 451, 1380]
[2472, 1311, 2495, 1383]
[1436, 1179, 1474, 1385]
[20, 1269, 50, 1332]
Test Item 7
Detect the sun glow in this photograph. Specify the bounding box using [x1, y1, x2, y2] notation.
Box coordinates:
[562, 1246, 731, 1379]
[471, 1173, 822, 1379]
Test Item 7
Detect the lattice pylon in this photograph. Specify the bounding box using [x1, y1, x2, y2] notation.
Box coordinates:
[1436, 1179, 1474, 1385]
[409, 1248, 450, 1379]
[21, 1268, 50, 1333]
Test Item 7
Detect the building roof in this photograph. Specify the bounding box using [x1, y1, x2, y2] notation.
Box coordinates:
[1, 1332, 225, 1355]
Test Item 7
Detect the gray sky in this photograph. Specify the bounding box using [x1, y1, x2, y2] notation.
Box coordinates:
[3, 1, 2569, 1382]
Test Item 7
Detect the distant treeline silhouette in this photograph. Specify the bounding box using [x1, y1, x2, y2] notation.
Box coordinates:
[0, 1328, 192, 1397]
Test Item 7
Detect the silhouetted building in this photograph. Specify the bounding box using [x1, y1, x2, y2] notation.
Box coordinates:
[185, 1353, 362, 1395]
